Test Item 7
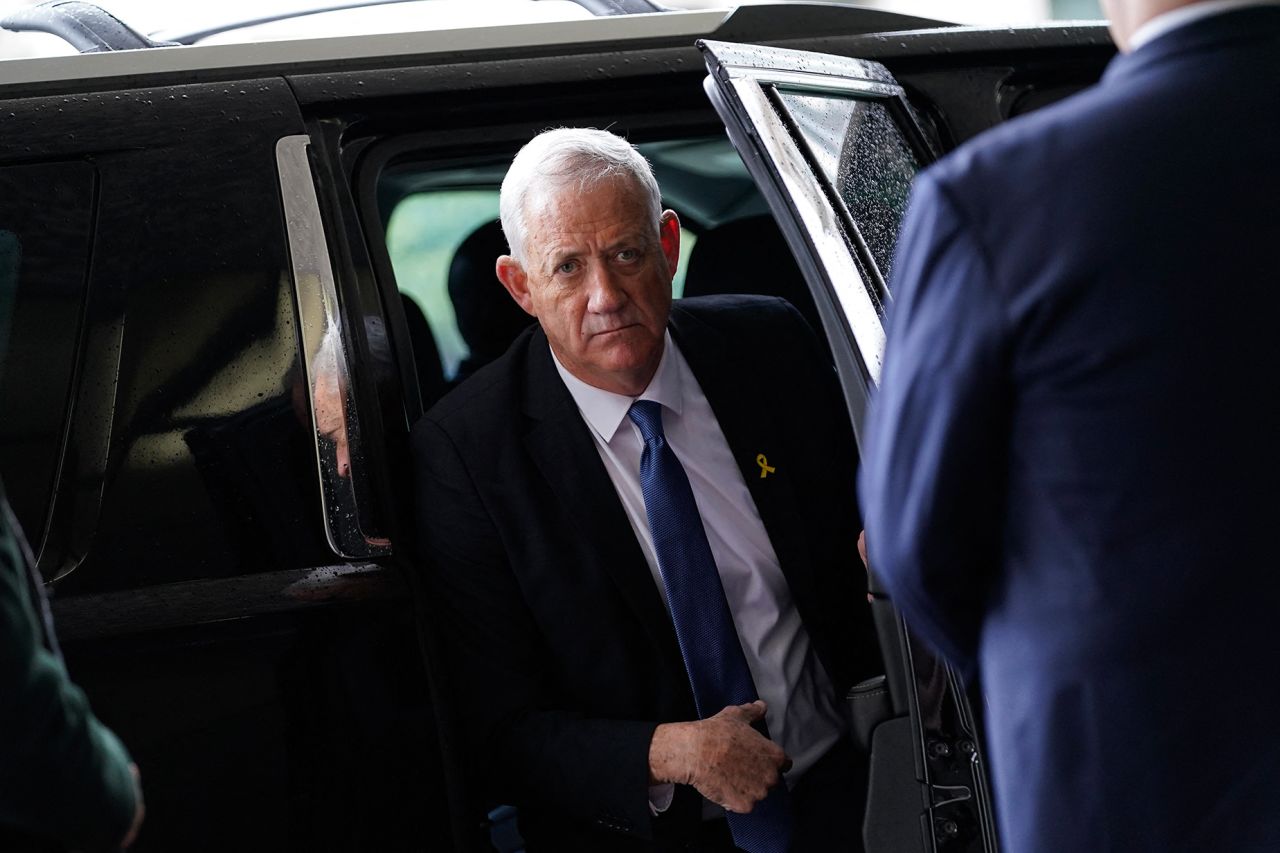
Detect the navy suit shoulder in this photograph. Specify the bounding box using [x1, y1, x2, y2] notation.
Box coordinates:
[926, 4, 1280, 302]
[415, 324, 537, 436]
[673, 292, 805, 331]
[670, 295, 838, 399]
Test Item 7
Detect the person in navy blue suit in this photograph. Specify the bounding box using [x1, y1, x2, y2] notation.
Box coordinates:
[859, 2, 1280, 851]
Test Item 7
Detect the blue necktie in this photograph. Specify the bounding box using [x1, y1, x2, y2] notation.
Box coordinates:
[627, 400, 792, 853]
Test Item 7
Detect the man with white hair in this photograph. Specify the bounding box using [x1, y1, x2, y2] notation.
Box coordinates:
[413, 128, 879, 851]
[861, 1, 1280, 851]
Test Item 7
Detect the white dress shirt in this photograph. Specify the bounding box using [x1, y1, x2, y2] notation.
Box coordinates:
[1128, 0, 1280, 51]
[551, 332, 846, 813]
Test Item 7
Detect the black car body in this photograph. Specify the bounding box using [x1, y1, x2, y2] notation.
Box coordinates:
[0, 4, 1114, 850]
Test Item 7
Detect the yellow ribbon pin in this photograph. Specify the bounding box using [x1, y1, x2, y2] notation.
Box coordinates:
[756, 453, 776, 479]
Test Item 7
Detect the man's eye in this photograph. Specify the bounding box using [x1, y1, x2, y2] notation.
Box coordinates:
[556, 260, 579, 275]
[616, 249, 640, 263]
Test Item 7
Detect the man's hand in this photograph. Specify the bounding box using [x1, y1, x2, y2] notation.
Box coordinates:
[121, 764, 145, 849]
[859, 530, 875, 602]
[648, 700, 790, 814]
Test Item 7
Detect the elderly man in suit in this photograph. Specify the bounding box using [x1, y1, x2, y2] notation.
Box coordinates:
[413, 128, 878, 851]
[860, 1, 1280, 851]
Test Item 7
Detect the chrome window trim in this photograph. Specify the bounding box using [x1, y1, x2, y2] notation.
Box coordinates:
[702, 39, 897, 85]
[275, 133, 390, 559]
[722, 65, 904, 100]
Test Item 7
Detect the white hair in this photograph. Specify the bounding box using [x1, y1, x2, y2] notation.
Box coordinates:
[499, 127, 663, 263]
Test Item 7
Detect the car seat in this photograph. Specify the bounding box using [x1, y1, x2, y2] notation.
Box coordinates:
[400, 292, 448, 411]
[681, 214, 832, 363]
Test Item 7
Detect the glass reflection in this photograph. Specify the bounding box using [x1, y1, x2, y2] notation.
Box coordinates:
[312, 322, 352, 480]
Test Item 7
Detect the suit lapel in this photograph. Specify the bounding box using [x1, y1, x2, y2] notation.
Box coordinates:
[520, 331, 685, 670]
[668, 304, 823, 617]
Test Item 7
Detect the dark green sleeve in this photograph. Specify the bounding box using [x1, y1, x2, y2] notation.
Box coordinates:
[0, 509, 138, 851]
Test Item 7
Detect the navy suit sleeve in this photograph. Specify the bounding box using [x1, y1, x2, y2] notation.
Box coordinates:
[858, 171, 1010, 677]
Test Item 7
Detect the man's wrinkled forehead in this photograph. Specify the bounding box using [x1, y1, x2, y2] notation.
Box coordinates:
[523, 174, 655, 245]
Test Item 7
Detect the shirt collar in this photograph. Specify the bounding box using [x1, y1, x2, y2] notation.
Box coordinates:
[551, 330, 684, 443]
[1128, 0, 1280, 51]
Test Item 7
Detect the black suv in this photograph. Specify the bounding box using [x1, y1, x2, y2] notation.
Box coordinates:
[0, 3, 1113, 850]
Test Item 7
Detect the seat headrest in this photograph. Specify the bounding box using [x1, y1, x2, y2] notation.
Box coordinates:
[448, 220, 533, 379]
[681, 215, 824, 339]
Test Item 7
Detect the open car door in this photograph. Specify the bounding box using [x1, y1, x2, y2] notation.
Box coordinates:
[699, 39, 999, 853]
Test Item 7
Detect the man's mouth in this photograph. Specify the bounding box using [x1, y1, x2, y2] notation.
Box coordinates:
[593, 323, 639, 337]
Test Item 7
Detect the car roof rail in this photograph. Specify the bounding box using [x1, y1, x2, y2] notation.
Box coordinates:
[0, 1, 177, 52]
[143, 0, 670, 47]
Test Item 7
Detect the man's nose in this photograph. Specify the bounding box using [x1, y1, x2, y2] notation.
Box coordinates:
[585, 263, 627, 313]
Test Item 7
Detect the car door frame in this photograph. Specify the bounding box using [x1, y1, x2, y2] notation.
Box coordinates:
[699, 37, 1000, 853]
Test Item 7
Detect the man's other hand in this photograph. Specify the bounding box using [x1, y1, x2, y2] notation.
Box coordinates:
[648, 700, 790, 814]
[121, 764, 145, 849]
[858, 530, 875, 602]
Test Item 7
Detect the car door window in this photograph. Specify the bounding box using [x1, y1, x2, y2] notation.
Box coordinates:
[699, 42, 934, 405]
[774, 91, 920, 280]
[386, 189, 501, 381]
[0, 162, 95, 549]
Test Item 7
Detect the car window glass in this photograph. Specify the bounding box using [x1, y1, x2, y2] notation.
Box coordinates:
[0, 162, 95, 548]
[64, 256, 331, 592]
[45, 129, 334, 594]
[775, 90, 920, 281]
[387, 189, 500, 380]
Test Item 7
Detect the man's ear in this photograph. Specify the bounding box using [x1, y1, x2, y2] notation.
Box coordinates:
[496, 255, 537, 317]
[658, 210, 681, 280]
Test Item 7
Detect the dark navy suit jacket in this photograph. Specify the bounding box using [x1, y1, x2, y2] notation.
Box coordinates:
[415, 296, 879, 851]
[860, 7, 1280, 852]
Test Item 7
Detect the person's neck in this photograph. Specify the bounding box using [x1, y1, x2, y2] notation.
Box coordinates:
[1108, 0, 1210, 50]
[551, 347, 662, 399]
